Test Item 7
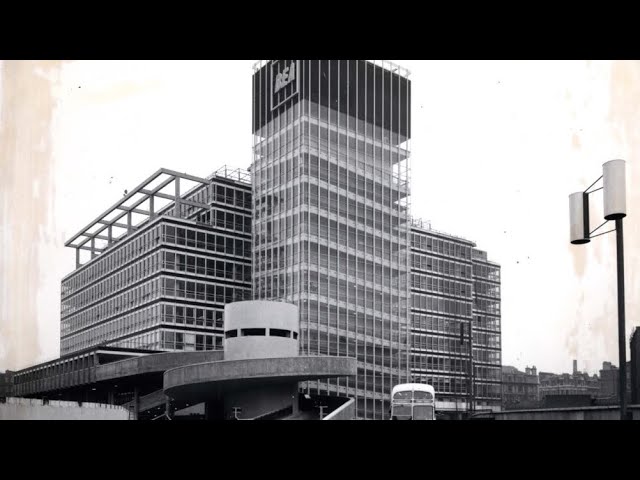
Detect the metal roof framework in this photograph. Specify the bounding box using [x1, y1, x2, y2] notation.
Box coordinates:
[65, 168, 212, 267]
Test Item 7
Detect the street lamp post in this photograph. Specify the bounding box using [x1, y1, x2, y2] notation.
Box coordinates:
[569, 159, 628, 421]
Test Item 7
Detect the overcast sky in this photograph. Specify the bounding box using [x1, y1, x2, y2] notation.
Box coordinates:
[1, 60, 638, 375]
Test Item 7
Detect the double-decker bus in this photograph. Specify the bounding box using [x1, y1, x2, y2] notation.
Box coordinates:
[390, 383, 436, 420]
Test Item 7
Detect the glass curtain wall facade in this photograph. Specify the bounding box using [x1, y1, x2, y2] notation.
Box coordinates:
[471, 249, 502, 409]
[60, 173, 252, 357]
[410, 223, 476, 410]
[252, 60, 411, 419]
[410, 221, 502, 412]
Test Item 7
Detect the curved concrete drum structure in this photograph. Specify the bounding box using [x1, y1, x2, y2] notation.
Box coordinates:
[164, 356, 357, 420]
[224, 300, 299, 360]
[162, 300, 356, 419]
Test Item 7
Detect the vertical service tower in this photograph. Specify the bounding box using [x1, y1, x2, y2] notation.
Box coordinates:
[252, 60, 412, 419]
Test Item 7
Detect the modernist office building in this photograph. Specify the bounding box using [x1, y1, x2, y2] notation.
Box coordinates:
[410, 220, 502, 412]
[59, 167, 253, 356]
[252, 60, 412, 419]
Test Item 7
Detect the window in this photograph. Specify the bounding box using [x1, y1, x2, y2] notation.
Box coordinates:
[225, 329, 238, 339]
[241, 328, 266, 336]
[269, 328, 291, 338]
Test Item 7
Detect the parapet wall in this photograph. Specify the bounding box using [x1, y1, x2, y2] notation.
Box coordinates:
[474, 404, 640, 420]
[0, 397, 131, 420]
[323, 398, 356, 420]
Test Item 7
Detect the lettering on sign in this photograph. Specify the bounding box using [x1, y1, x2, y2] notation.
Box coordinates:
[274, 62, 296, 94]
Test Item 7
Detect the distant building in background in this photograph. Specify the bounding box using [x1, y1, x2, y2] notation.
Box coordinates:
[0, 371, 14, 397]
[631, 328, 640, 405]
[598, 360, 632, 403]
[501, 365, 539, 409]
[539, 359, 599, 402]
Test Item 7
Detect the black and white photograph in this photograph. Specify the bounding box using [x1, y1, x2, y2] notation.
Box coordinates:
[1, 58, 638, 422]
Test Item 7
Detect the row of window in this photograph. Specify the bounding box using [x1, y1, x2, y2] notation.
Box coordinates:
[473, 348, 502, 365]
[163, 225, 251, 257]
[161, 304, 224, 329]
[300, 295, 406, 326]
[160, 329, 223, 351]
[412, 293, 473, 317]
[473, 331, 501, 349]
[255, 240, 406, 285]
[253, 180, 407, 237]
[411, 374, 502, 399]
[255, 151, 404, 208]
[204, 182, 252, 210]
[14, 354, 95, 385]
[254, 134, 407, 197]
[163, 181, 251, 215]
[301, 330, 403, 373]
[62, 278, 161, 336]
[474, 365, 502, 381]
[62, 225, 162, 297]
[62, 303, 160, 353]
[161, 277, 252, 304]
[62, 251, 162, 315]
[255, 189, 408, 248]
[411, 374, 473, 396]
[474, 314, 501, 332]
[411, 353, 471, 374]
[164, 251, 251, 283]
[412, 332, 470, 355]
[411, 273, 472, 299]
[63, 217, 254, 300]
[474, 382, 502, 399]
[255, 211, 405, 258]
[473, 262, 501, 282]
[474, 297, 501, 315]
[63, 275, 252, 340]
[63, 250, 251, 330]
[474, 279, 501, 299]
[411, 313, 470, 337]
[411, 253, 473, 279]
[224, 328, 298, 339]
[300, 137, 410, 185]
[298, 314, 409, 352]
[411, 232, 474, 260]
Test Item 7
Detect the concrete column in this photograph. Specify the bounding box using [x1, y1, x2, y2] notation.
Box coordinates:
[108, 225, 113, 245]
[75, 248, 80, 268]
[91, 238, 96, 259]
[127, 211, 132, 235]
[108, 391, 115, 405]
[149, 195, 155, 218]
[174, 177, 181, 218]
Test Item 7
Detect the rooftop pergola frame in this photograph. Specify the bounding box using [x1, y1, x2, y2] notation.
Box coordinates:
[66, 168, 213, 268]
